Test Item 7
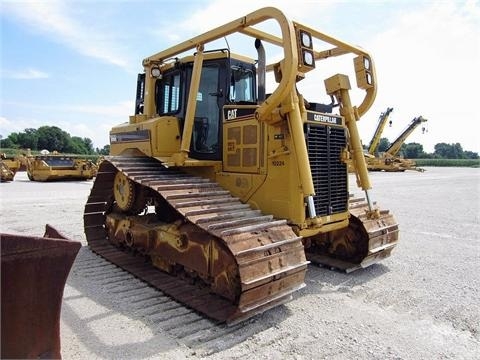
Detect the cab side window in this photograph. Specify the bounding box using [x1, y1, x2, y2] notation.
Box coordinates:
[156, 72, 181, 115]
[229, 66, 255, 103]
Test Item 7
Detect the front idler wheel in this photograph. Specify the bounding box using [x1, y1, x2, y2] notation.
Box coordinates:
[113, 171, 146, 214]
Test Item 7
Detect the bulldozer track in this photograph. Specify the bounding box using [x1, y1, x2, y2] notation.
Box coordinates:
[84, 156, 309, 324]
[306, 197, 399, 273]
[71, 247, 280, 356]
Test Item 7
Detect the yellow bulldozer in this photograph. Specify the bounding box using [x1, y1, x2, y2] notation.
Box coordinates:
[84, 7, 399, 324]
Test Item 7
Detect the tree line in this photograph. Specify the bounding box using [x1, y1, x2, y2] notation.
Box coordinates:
[374, 138, 479, 159]
[0, 126, 110, 155]
[1, 126, 478, 159]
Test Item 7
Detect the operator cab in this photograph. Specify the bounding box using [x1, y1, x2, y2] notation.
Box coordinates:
[137, 51, 257, 161]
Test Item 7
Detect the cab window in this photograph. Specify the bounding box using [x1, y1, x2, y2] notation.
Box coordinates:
[156, 72, 181, 115]
[229, 66, 254, 103]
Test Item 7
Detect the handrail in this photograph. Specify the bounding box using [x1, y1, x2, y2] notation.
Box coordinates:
[141, 6, 376, 121]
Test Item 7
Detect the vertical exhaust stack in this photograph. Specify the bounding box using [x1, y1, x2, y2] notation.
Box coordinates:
[255, 39, 266, 103]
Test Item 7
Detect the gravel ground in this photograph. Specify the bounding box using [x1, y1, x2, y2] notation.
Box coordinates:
[1, 167, 479, 359]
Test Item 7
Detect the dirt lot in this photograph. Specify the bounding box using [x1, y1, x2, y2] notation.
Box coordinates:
[1, 167, 479, 359]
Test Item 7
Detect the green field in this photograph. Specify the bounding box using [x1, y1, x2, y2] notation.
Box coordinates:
[414, 158, 480, 167]
[2, 148, 479, 168]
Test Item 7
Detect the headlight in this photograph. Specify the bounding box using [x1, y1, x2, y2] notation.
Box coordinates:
[151, 66, 161, 78]
[300, 31, 312, 48]
[296, 28, 316, 71]
[303, 50, 314, 66]
[363, 57, 371, 70]
[354, 55, 374, 89]
[366, 72, 372, 85]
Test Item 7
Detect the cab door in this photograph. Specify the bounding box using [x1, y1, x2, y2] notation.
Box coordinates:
[222, 63, 261, 174]
[190, 62, 226, 160]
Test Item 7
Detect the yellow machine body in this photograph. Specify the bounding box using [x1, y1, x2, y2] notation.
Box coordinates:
[110, 8, 380, 236]
[366, 116, 428, 172]
[0, 154, 21, 182]
[26, 154, 97, 181]
[85, 7, 399, 323]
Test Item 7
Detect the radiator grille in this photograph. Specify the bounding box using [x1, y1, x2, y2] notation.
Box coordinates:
[305, 123, 348, 217]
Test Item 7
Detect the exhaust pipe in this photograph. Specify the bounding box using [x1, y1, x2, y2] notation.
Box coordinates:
[255, 39, 266, 103]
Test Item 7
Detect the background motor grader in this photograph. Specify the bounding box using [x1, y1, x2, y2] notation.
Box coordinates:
[26, 151, 97, 181]
[0, 158, 15, 182]
[84, 7, 399, 324]
[0, 153, 22, 181]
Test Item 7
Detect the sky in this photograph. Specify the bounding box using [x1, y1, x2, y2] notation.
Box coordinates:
[1, 0, 479, 153]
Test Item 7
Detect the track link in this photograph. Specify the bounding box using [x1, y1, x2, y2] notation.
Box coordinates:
[84, 156, 308, 324]
[306, 197, 399, 272]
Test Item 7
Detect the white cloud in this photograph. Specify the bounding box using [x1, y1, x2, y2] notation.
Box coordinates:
[1, 100, 133, 118]
[57, 121, 116, 148]
[2, 1, 478, 153]
[0, 115, 115, 148]
[1, 0, 130, 69]
[152, 0, 479, 154]
[156, 1, 334, 46]
[360, 1, 480, 153]
[0, 101, 133, 147]
[1, 68, 49, 79]
[0, 116, 10, 128]
[178, 1, 319, 32]
[57, 101, 133, 118]
[0, 115, 43, 136]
